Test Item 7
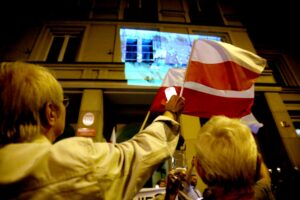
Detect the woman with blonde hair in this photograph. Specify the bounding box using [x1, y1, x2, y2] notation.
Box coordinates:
[0, 61, 185, 200]
[194, 116, 275, 200]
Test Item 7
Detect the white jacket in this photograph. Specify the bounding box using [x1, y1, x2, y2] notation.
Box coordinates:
[0, 116, 180, 200]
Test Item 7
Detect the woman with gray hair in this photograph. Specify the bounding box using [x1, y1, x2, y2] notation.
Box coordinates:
[0, 61, 185, 200]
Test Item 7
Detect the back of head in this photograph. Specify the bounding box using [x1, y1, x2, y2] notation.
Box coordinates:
[0, 62, 63, 144]
[195, 116, 258, 188]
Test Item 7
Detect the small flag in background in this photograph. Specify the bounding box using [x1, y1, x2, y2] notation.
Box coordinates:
[150, 39, 266, 133]
[110, 126, 116, 144]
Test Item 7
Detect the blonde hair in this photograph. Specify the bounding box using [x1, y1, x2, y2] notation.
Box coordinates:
[195, 116, 258, 187]
[0, 62, 63, 144]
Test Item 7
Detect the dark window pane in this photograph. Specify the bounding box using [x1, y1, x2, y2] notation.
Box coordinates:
[126, 45, 137, 52]
[288, 110, 300, 116]
[142, 53, 153, 61]
[126, 39, 137, 62]
[124, 0, 158, 22]
[142, 39, 153, 62]
[142, 45, 153, 52]
[46, 37, 64, 62]
[294, 122, 300, 129]
[126, 52, 137, 62]
[268, 60, 285, 86]
[127, 38, 137, 45]
[63, 36, 81, 62]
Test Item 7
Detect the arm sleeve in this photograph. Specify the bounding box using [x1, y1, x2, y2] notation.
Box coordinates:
[92, 115, 180, 199]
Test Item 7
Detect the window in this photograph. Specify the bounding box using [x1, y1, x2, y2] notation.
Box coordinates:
[284, 103, 300, 138]
[125, 39, 138, 62]
[258, 53, 299, 87]
[281, 92, 300, 138]
[47, 37, 64, 62]
[64, 36, 81, 62]
[90, 0, 120, 19]
[187, 0, 223, 25]
[125, 38, 154, 63]
[288, 108, 300, 138]
[46, 26, 84, 63]
[142, 39, 153, 63]
[124, 0, 158, 22]
[47, 35, 81, 63]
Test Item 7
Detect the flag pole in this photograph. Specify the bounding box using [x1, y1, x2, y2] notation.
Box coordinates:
[177, 40, 198, 170]
[179, 39, 197, 97]
[139, 110, 151, 132]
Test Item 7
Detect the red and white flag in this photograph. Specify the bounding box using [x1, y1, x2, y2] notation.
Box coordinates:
[150, 39, 266, 133]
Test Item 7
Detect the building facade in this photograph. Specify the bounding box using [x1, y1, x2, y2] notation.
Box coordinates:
[1, 0, 299, 198]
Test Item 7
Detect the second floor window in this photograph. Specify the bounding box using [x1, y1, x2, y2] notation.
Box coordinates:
[125, 39, 138, 62]
[259, 53, 299, 87]
[142, 39, 153, 62]
[125, 38, 154, 63]
[47, 34, 82, 63]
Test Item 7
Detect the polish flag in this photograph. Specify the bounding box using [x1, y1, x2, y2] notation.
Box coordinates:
[149, 39, 266, 133]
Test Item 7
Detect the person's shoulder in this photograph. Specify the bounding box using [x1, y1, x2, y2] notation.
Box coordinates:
[53, 136, 98, 155]
[54, 136, 93, 145]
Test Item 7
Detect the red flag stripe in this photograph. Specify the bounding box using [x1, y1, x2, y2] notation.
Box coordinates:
[149, 87, 170, 113]
[186, 60, 260, 90]
[149, 86, 253, 118]
[182, 87, 253, 118]
[159, 68, 254, 98]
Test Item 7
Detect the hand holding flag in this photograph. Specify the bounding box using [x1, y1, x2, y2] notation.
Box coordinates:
[165, 95, 185, 121]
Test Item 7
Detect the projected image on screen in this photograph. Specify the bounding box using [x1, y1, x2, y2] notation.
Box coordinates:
[120, 28, 221, 86]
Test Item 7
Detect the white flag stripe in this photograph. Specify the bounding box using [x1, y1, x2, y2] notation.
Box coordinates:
[161, 68, 254, 98]
[191, 40, 266, 74]
[162, 68, 185, 87]
[184, 81, 255, 98]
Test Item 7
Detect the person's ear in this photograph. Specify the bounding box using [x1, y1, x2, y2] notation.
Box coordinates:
[255, 153, 262, 181]
[195, 157, 208, 183]
[194, 157, 203, 177]
[44, 102, 57, 126]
